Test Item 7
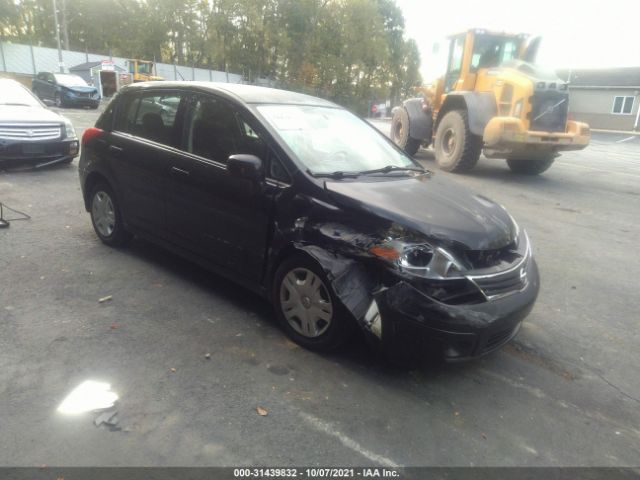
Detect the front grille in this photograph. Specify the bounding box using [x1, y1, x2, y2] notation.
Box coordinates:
[465, 242, 520, 269]
[529, 91, 569, 133]
[0, 124, 62, 141]
[468, 261, 528, 300]
[481, 325, 517, 354]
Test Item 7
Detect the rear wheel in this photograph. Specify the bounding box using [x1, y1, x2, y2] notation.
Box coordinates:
[507, 156, 555, 175]
[434, 110, 482, 172]
[391, 107, 421, 156]
[273, 255, 354, 352]
[89, 182, 131, 247]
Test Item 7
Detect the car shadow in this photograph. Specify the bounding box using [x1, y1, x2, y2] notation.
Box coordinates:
[118, 236, 476, 377]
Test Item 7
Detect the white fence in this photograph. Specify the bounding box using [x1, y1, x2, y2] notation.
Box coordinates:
[0, 41, 244, 84]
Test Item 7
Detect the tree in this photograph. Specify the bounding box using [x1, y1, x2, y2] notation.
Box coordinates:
[5, 0, 421, 114]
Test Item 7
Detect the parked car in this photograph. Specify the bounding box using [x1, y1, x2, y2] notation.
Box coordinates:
[79, 82, 539, 361]
[32, 72, 100, 109]
[0, 79, 79, 168]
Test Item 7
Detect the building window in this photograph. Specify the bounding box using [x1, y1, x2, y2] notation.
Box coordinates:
[612, 96, 635, 115]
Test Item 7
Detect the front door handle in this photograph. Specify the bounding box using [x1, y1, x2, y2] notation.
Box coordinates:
[171, 166, 190, 176]
[108, 145, 124, 155]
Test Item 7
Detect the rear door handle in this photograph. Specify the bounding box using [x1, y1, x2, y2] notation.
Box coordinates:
[108, 145, 124, 155]
[171, 166, 190, 176]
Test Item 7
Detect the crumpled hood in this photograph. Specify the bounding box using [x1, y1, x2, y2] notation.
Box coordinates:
[0, 106, 64, 124]
[325, 173, 517, 250]
[60, 85, 97, 95]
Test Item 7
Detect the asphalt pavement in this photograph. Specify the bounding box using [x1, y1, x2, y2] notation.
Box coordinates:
[0, 108, 639, 467]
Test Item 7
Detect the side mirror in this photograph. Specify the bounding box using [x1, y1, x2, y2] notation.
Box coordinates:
[227, 154, 263, 181]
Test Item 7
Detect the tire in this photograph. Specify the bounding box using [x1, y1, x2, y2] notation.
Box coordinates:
[54, 92, 62, 108]
[89, 182, 131, 247]
[507, 157, 556, 175]
[434, 110, 482, 172]
[391, 107, 421, 156]
[272, 254, 355, 352]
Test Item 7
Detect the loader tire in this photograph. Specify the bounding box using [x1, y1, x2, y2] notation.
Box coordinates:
[391, 107, 421, 156]
[507, 156, 556, 175]
[434, 110, 482, 172]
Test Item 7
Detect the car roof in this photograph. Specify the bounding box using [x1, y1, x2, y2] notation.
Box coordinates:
[121, 81, 340, 108]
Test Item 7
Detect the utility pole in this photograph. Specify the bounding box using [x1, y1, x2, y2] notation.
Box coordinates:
[61, 0, 70, 51]
[52, 0, 64, 72]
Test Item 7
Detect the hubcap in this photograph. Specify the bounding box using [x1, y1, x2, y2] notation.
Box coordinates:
[280, 268, 333, 338]
[92, 191, 116, 237]
[442, 128, 456, 155]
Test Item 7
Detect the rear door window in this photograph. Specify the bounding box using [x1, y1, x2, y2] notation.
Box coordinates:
[115, 91, 184, 147]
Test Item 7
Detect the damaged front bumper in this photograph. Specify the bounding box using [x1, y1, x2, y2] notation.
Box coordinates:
[366, 257, 539, 361]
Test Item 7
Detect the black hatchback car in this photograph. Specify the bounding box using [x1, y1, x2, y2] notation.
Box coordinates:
[79, 82, 539, 360]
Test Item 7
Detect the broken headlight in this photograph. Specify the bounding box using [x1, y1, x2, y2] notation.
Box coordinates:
[370, 241, 467, 280]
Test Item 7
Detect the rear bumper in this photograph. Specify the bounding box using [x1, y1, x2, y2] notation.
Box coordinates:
[372, 258, 540, 361]
[483, 117, 590, 158]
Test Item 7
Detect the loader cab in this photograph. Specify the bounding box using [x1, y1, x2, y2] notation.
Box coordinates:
[443, 30, 527, 94]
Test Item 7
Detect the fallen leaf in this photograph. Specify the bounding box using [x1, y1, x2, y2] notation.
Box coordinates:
[170, 368, 176, 373]
[98, 295, 113, 303]
[205, 353, 211, 359]
[481, 433, 487, 440]
[256, 406, 268, 416]
[110, 323, 119, 330]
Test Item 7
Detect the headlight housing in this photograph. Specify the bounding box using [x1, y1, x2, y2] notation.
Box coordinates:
[370, 240, 467, 280]
[63, 118, 77, 140]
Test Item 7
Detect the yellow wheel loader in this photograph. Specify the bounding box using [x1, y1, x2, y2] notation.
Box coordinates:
[126, 59, 164, 83]
[391, 29, 590, 174]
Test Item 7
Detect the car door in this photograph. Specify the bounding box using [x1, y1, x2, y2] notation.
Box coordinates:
[165, 93, 281, 281]
[107, 90, 188, 235]
[43, 73, 56, 100]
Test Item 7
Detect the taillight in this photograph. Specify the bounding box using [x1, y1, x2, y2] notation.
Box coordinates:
[82, 127, 103, 146]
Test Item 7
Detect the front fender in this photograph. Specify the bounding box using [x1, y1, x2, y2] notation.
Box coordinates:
[403, 98, 433, 141]
[439, 92, 497, 136]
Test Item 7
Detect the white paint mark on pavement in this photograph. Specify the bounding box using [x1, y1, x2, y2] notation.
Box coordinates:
[616, 136, 636, 144]
[299, 412, 399, 467]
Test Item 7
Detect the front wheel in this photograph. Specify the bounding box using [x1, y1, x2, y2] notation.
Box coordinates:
[434, 110, 482, 172]
[54, 92, 62, 108]
[507, 157, 555, 175]
[391, 107, 421, 156]
[89, 182, 131, 247]
[273, 255, 354, 352]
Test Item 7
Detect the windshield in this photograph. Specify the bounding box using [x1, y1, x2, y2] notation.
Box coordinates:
[257, 105, 415, 175]
[54, 74, 88, 87]
[0, 80, 42, 106]
[470, 35, 520, 71]
[137, 63, 152, 74]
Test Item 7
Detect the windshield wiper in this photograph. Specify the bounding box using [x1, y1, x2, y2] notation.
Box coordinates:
[357, 165, 428, 175]
[308, 169, 360, 179]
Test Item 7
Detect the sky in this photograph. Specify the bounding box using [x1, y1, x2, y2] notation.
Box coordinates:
[394, 0, 640, 81]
